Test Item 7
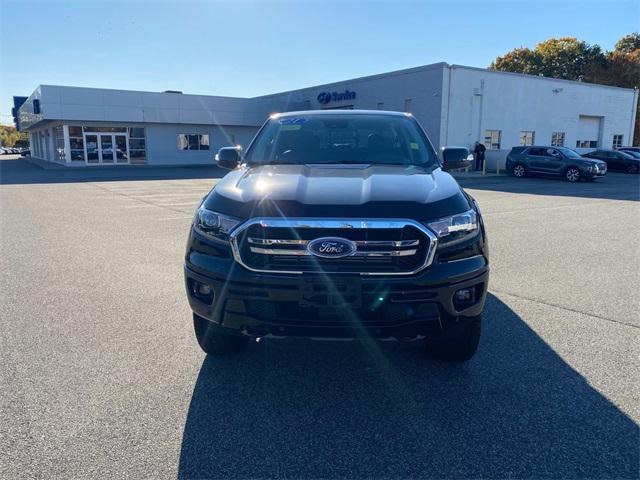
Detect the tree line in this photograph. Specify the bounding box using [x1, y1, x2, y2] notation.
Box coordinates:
[490, 33, 640, 146]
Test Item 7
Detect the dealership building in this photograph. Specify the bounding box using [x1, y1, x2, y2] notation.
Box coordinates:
[16, 62, 638, 169]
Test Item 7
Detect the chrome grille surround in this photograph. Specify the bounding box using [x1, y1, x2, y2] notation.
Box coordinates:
[229, 218, 438, 276]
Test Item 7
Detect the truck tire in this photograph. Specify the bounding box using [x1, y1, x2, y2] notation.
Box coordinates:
[425, 315, 481, 362]
[193, 313, 248, 355]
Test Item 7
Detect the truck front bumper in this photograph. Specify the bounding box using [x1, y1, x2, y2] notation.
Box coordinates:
[184, 253, 489, 341]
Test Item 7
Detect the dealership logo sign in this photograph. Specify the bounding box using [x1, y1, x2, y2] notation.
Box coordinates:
[317, 90, 356, 105]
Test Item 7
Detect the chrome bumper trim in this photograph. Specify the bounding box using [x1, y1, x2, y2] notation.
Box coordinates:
[247, 237, 420, 248]
[249, 247, 418, 256]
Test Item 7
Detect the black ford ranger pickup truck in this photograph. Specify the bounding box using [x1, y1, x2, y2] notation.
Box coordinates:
[184, 110, 488, 362]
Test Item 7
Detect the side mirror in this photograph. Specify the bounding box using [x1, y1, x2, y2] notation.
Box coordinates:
[215, 146, 241, 170]
[441, 147, 472, 171]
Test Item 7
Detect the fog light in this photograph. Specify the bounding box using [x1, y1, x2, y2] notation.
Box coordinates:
[189, 279, 215, 305]
[453, 287, 476, 310]
[455, 288, 472, 302]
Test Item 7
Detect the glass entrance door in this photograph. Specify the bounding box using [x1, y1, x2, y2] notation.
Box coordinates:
[84, 133, 130, 165]
[114, 135, 128, 163]
[86, 135, 99, 164]
[100, 134, 114, 164]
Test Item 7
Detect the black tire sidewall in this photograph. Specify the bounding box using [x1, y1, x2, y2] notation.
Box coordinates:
[425, 315, 482, 362]
[193, 313, 248, 355]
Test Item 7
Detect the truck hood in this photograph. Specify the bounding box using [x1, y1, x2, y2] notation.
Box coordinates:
[203, 164, 471, 220]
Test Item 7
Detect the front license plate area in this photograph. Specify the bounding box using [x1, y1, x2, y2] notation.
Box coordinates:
[299, 277, 362, 309]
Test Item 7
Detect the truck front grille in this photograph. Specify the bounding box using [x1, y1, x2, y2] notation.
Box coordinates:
[229, 218, 437, 276]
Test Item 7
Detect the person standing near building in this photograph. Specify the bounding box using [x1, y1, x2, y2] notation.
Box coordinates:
[474, 141, 486, 172]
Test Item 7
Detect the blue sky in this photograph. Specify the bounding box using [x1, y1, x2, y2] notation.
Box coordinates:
[1, 0, 637, 123]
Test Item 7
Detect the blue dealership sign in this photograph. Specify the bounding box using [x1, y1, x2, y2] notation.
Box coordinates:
[317, 90, 356, 105]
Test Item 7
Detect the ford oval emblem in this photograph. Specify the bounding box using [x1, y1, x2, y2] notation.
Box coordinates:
[307, 237, 357, 258]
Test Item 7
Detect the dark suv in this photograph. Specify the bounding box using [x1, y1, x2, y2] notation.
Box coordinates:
[184, 111, 488, 362]
[506, 146, 606, 181]
[583, 149, 639, 174]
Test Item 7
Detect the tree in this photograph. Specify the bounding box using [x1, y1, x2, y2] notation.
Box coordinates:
[490, 47, 543, 75]
[490, 34, 640, 145]
[0, 125, 23, 148]
[536, 38, 606, 81]
[614, 32, 640, 55]
[491, 37, 606, 81]
[606, 49, 640, 88]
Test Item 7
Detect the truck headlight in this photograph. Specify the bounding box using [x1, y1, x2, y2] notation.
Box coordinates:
[193, 207, 241, 242]
[425, 209, 478, 246]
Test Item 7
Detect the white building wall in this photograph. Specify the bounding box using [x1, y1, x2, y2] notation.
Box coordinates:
[444, 66, 637, 170]
[259, 63, 447, 150]
[19, 85, 296, 130]
[145, 124, 259, 166]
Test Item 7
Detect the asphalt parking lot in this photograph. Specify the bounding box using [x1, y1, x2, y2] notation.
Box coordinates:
[1, 155, 639, 479]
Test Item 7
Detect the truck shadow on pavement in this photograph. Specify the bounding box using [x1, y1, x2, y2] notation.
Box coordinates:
[178, 294, 639, 479]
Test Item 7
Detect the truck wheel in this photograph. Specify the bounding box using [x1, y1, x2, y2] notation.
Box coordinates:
[565, 167, 581, 182]
[425, 315, 481, 362]
[512, 164, 526, 177]
[193, 313, 248, 355]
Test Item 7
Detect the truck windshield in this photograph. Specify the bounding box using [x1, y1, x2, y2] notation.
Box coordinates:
[244, 114, 438, 167]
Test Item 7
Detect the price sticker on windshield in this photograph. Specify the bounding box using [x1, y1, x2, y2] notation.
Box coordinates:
[279, 118, 308, 125]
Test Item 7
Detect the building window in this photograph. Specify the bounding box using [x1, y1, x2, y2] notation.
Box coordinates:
[177, 134, 210, 151]
[82, 126, 126, 133]
[128, 127, 146, 164]
[551, 132, 565, 147]
[54, 126, 65, 162]
[576, 140, 598, 148]
[483, 130, 501, 150]
[404, 99, 412, 112]
[519, 131, 535, 146]
[68, 125, 84, 161]
[377, 102, 384, 110]
[612, 134, 624, 149]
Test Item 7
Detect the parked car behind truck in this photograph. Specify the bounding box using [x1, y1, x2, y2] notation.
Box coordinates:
[583, 149, 640, 174]
[506, 146, 607, 181]
[184, 110, 489, 362]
